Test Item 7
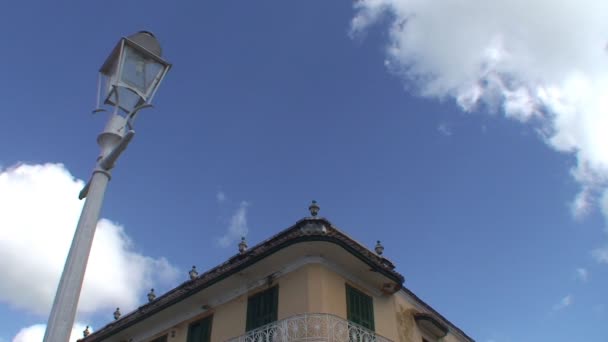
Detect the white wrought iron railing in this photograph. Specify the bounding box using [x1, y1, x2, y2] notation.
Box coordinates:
[225, 313, 393, 342]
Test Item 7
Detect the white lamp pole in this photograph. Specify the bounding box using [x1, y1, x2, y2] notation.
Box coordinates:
[43, 31, 171, 342]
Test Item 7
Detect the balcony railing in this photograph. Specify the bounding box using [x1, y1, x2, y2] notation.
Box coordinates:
[226, 313, 393, 342]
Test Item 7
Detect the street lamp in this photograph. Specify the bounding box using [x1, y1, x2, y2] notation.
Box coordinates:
[43, 31, 171, 342]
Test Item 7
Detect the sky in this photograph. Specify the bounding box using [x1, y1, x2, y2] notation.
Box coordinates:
[1, 1, 607, 341]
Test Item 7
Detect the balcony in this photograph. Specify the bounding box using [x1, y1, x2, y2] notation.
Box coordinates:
[226, 313, 393, 342]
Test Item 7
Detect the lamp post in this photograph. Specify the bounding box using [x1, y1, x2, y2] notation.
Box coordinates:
[43, 31, 171, 342]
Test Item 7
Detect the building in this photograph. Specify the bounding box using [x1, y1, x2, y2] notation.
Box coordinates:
[80, 202, 474, 342]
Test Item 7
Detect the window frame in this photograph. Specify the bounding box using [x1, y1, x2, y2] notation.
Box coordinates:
[246, 285, 279, 331]
[345, 284, 375, 331]
[186, 315, 213, 342]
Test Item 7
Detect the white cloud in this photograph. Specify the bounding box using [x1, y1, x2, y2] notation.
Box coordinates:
[571, 187, 594, 219]
[12, 323, 87, 342]
[0, 163, 178, 318]
[351, 0, 608, 257]
[576, 268, 589, 282]
[552, 295, 573, 311]
[437, 122, 452, 136]
[218, 201, 249, 248]
[216, 191, 226, 203]
[592, 246, 608, 264]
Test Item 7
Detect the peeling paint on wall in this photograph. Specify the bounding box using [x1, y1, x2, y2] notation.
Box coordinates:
[396, 305, 417, 342]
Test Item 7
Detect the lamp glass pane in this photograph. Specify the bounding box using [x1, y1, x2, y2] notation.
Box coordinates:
[116, 87, 143, 113]
[105, 86, 143, 113]
[120, 45, 165, 98]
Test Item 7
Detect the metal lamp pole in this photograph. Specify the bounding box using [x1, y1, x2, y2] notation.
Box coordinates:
[43, 31, 171, 342]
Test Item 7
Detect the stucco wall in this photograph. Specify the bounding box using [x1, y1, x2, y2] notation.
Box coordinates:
[147, 311, 215, 342]
[278, 263, 309, 318]
[214, 262, 402, 340]
[442, 333, 465, 342]
[393, 296, 422, 342]
[210, 294, 247, 341]
[373, 289, 399, 341]
[147, 265, 312, 342]
[393, 293, 467, 342]
[304, 263, 347, 317]
[146, 293, 247, 342]
[303, 263, 399, 341]
[135, 262, 467, 342]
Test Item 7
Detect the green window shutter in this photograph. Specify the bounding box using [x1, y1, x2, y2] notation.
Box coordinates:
[346, 284, 375, 331]
[187, 316, 213, 342]
[246, 286, 279, 331]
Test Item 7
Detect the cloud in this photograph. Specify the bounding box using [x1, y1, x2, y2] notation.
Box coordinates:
[0, 163, 178, 318]
[12, 323, 87, 342]
[575, 268, 589, 282]
[216, 191, 226, 203]
[592, 246, 608, 263]
[218, 201, 249, 248]
[571, 187, 594, 219]
[437, 122, 453, 136]
[351, 0, 608, 216]
[552, 295, 573, 311]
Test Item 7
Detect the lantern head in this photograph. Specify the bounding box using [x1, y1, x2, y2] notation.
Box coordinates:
[98, 31, 171, 114]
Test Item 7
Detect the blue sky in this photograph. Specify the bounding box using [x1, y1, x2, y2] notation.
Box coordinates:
[1, 1, 608, 341]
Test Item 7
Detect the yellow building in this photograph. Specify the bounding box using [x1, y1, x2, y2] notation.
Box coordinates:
[81, 202, 473, 342]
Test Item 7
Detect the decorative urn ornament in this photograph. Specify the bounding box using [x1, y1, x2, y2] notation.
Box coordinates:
[308, 200, 320, 217]
[239, 236, 248, 254]
[375, 240, 384, 256]
[189, 265, 198, 280]
[147, 288, 156, 302]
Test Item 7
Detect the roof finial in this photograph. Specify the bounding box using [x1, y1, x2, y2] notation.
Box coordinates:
[83, 326, 91, 337]
[147, 288, 156, 302]
[113, 307, 121, 320]
[189, 265, 198, 280]
[375, 240, 384, 256]
[309, 200, 320, 217]
[239, 236, 248, 254]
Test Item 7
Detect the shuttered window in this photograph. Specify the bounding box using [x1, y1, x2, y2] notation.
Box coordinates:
[187, 316, 212, 342]
[346, 284, 375, 331]
[246, 286, 279, 331]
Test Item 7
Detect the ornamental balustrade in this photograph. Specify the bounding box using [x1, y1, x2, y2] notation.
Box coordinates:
[226, 313, 393, 342]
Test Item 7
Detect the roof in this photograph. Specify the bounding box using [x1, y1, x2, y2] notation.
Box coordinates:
[82, 216, 404, 341]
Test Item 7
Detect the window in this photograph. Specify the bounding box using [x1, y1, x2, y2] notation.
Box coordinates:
[346, 284, 375, 331]
[246, 286, 279, 331]
[187, 316, 212, 342]
[149, 335, 167, 342]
